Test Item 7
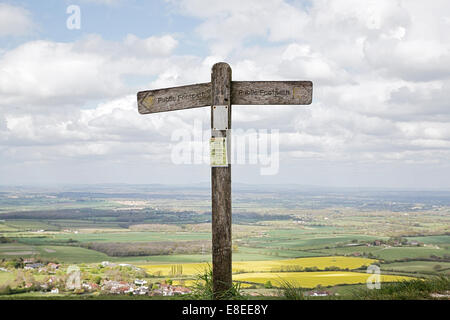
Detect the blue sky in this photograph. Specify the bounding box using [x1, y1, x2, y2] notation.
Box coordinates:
[0, 0, 449, 188]
[0, 0, 205, 54]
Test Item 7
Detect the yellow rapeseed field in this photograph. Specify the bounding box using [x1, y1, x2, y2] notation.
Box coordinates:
[233, 272, 413, 288]
[146, 256, 415, 289]
[139, 262, 210, 276]
[138, 256, 377, 276]
[172, 279, 254, 288]
[232, 256, 376, 273]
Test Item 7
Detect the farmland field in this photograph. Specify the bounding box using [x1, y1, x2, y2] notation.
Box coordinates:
[0, 185, 449, 299]
[382, 261, 450, 275]
[314, 246, 450, 261]
[233, 272, 413, 288]
[0, 243, 289, 264]
[139, 256, 377, 276]
[0, 271, 14, 284]
[14, 231, 212, 243]
[406, 235, 450, 245]
[246, 233, 382, 249]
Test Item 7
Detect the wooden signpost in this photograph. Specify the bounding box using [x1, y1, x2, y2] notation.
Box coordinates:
[137, 62, 312, 299]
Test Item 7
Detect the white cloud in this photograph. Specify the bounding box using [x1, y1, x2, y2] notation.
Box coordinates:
[169, 0, 309, 55]
[124, 34, 178, 56]
[0, 4, 34, 37]
[0, 34, 180, 110]
[1, 0, 450, 186]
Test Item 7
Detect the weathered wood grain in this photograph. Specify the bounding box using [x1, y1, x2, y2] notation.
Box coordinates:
[137, 82, 211, 114]
[137, 80, 312, 114]
[136, 63, 314, 300]
[211, 62, 232, 299]
[232, 81, 312, 105]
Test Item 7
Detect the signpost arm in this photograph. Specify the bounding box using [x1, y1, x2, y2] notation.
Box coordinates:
[211, 62, 232, 299]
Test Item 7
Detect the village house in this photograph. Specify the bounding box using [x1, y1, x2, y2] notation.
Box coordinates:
[134, 286, 149, 295]
[124, 287, 135, 294]
[159, 283, 173, 296]
[101, 280, 134, 295]
[24, 263, 45, 270]
[306, 290, 332, 297]
[47, 263, 60, 270]
[134, 279, 147, 286]
[101, 261, 114, 267]
[82, 282, 100, 292]
[149, 289, 163, 296]
[172, 286, 191, 295]
[100, 279, 191, 296]
[154, 283, 191, 296]
[41, 276, 62, 291]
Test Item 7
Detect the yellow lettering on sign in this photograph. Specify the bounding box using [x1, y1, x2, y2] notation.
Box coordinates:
[144, 95, 154, 107]
[293, 87, 305, 99]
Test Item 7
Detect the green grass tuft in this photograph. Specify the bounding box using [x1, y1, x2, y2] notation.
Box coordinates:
[277, 279, 305, 300]
[353, 276, 450, 300]
[184, 264, 246, 300]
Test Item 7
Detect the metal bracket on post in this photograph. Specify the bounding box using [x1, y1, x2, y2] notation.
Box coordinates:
[212, 105, 229, 130]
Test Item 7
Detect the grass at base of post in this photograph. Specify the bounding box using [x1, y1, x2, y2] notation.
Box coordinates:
[277, 279, 305, 300]
[184, 265, 246, 300]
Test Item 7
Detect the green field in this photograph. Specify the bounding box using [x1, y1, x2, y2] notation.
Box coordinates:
[3, 220, 60, 232]
[314, 245, 450, 261]
[382, 261, 450, 275]
[0, 271, 14, 284]
[235, 246, 324, 259]
[0, 243, 293, 264]
[0, 243, 109, 263]
[0, 223, 18, 232]
[233, 272, 413, 288]
[0, 187, 449, 299]
[244, 233, 382, 250]
[17, 231, 211, 243]
[407, 235, 450, 245]
[374, 247, 450, 260]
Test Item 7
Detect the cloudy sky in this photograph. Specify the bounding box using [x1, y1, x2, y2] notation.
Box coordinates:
[0, 0, 449, 188]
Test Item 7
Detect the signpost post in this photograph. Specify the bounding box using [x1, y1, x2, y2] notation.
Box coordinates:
[137, 62, 312, 299]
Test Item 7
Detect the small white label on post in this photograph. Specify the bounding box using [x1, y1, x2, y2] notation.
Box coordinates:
[212, 105, 228, 130]
[210, 137, 228, 167]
